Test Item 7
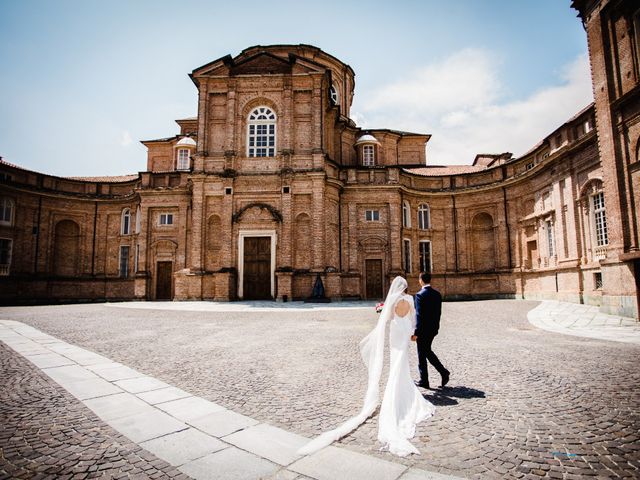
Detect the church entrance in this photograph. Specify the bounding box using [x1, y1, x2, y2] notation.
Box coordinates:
[156, 261, 173, 300]
[365, 259, 383, 299]
[243, 237, 272, 300]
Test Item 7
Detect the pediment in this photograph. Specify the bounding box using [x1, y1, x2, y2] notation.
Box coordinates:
[358, 236, 387, 253]
[230, 52, 292, 75]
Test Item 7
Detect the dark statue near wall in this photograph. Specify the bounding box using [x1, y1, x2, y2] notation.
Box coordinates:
[306, 273, 331, 303]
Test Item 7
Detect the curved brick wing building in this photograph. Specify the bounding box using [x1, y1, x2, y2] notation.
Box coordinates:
[1, 3, 639, 318]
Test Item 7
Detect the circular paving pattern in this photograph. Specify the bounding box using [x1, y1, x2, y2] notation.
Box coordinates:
[1, 299, 639, 479]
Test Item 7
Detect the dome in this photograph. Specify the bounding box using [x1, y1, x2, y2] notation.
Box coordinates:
[355, 134, 380, 145]
[176, 136, 197, 147]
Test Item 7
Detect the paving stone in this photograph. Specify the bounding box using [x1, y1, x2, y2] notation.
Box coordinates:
[86, 364, 144, 382]
[106, 410, 188, 443]
[139, 428, 227, 466]
[224, 423, 309, 466]
[178, 446, 279, 480]
[189, 409, 259, 437]
[24, 352, 76, 369]
[155, 395, 226, 421]
[82, 393, 155, 421]
[114, 376, 171, 394]
[136, 386, 192, 405]
[58, 378, 123, 401]
[290, 445, 407, 480]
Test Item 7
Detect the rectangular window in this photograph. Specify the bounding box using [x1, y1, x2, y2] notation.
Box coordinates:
[419, 241, 431, 273]
[526, 162, 534, 170]
[159, 213, 174, 225]
[363, 145, 375, 166]
[177, 149, 190, 170]
[594, 272, 603, 290]
[0, 238, 12, 276]
[592, 192, 608, 246]
[403, 239, 411, 273]
[546, 220, 555, 257]
[365, 210, 380, 222]
[119, 246, 130, 278]
[0, 198, 13, 225]
[134, 244, 139, 273]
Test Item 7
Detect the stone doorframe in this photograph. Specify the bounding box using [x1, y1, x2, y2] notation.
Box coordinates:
[237, 230, 277, 299]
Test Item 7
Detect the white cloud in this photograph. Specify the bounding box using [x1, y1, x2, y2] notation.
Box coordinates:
[353, 50, 593, 165]
[120, 130, 133, 147]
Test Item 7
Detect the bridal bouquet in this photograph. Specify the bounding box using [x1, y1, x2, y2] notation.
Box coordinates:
[375, 302, 384, 313]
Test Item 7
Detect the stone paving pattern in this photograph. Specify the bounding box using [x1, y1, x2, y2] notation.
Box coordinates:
[0, 343, 190, 480]
[1, 299, 639, 479]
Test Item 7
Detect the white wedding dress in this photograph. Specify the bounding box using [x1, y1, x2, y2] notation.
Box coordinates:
[297, 276, 435, 457]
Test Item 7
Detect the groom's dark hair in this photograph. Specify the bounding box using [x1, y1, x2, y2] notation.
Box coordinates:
[419, 272, 431, 284]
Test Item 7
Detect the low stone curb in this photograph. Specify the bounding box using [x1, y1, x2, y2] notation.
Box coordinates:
[527, 300, 640, 344]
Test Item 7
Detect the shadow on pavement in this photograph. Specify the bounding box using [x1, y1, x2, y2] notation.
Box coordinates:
[423, 385, 486, 406]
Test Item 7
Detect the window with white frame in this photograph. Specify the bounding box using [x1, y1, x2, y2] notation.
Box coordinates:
[402, 201, 411, 228]
[247, 106, 276, 157]
[159, 213, 174, 226]
[363, 145, 375, 166]
[119, 245, 130, 278]
[546, 220, 555, 257]
[417, 204, 430, 230]
[365, 210, 380, 222]
[177, 148, 190, 170]
[121, 208, 131, 235]
[403, 239, 412, 273]
[592, 191, 608, 246]
[135, 206, 141, 234]
[0, 238, 12, 276]
[329, 84, 339, 105]
[419, 240, 431, 273]
[0, 197, 14, 226]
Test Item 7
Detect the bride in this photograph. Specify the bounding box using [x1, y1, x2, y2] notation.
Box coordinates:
[298, 276, 435, 457]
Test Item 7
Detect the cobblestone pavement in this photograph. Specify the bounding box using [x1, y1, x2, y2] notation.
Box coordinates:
[1, 299, 639, 479]
[0, 342, 190, 480]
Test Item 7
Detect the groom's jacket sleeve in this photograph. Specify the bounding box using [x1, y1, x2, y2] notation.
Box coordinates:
[414, 291, 423, 336]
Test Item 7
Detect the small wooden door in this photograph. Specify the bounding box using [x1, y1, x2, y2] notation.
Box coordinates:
[243, 237, 271, 300]
[156, 261, 173, 300]
[365, 259, 383, 299]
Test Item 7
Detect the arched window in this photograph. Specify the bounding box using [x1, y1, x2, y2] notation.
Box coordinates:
[363, 145, 375, 166]
[53, 220, 80, 276]
[247, 106, 276, 157]
[417, 204, 430, 230]
[177, 148, 190, 170]
[591, 191, 608, 247]
[402, 201, 411, 228]
[135, 206, 141, 234]
[329, 84, 339, 105]
[471, 212, 496, 271]
[121, 208, 131, 235]
[0, 197, 14, 226]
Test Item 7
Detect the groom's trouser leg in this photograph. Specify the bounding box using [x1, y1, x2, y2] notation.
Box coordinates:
[418, 334, 448, 382]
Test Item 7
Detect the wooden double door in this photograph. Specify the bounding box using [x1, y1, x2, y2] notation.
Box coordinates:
[365, 259, 383, 299]
[156, 261, 173, 300]
[243, 237, 272, 300]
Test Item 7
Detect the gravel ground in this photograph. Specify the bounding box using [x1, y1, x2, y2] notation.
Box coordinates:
[1, 299, 639, 479]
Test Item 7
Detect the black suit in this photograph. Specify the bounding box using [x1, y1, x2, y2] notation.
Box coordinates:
[414, 285, 449, 385]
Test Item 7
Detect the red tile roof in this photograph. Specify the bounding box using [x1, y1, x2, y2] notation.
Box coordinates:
[406, 165, 487, 176]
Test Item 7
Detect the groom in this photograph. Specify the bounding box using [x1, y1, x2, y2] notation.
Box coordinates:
[412, 271, 450, 389]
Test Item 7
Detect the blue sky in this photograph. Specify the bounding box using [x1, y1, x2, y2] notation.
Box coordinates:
[0, 0, 591, 176]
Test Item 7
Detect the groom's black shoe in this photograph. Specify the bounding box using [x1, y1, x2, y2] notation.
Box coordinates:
[414, 380, 430, 389]
[440, 371, 450, 388]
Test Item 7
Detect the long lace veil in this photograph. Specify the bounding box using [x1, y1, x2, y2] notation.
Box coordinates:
[297, 276, 409, 455]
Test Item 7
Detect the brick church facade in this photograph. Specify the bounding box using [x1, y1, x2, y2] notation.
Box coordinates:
[1, 0, 639, 318]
